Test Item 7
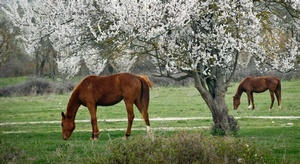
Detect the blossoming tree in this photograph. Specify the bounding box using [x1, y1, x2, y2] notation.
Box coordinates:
[89, 0, 299, 134]
[3, 0, 299, 134]
[2, 0, 107, 78]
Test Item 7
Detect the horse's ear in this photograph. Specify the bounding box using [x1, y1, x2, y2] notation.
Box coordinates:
[61, 112, 66, 119]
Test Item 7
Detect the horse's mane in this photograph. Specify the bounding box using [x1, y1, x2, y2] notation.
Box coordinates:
[138, 75, 153, 89]
[71, 77, 86, 93]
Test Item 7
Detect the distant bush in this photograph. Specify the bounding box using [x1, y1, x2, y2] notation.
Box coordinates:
[95, 132, 271, 164]
[0, 78, 74, 97]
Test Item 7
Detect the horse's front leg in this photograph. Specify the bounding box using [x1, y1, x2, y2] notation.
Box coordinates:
[124, 102, 134, 140]
[246, 92, 252, 110]
[250, 92, 255, 109]
[88, 104, 100, 140]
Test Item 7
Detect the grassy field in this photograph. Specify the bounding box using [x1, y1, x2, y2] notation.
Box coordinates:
[0, 78, 300, 163]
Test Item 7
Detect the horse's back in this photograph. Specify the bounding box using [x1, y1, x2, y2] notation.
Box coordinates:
[75, 73, 145, 106]
[243, 76, 279, 83]
[253, 76, 280, 86]
[83, 73, 141, 90]
[240, 76, 280, 92]
[79, 73, 140, 88]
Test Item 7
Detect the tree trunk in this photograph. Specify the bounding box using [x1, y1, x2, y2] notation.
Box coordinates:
[193, 70, 238, 135]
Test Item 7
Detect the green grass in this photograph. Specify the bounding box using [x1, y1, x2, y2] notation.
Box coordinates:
[0, 76, 29, 88]
[0, 79, 300, 163]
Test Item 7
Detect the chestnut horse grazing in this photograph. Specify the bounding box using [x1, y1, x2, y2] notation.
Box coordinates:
[233, 76, 281, 110]
[61, 73, 152, 140]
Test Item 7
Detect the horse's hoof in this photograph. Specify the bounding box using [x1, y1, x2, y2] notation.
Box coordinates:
[122, 135, 130, 140]
[90, 137, 98, 141]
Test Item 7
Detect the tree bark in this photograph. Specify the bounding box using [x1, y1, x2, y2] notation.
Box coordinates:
[193, 69, 238, 135]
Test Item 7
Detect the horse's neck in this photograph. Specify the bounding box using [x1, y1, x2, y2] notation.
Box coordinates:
[234, 84, 244, 98]
[65, 92, 80, 120]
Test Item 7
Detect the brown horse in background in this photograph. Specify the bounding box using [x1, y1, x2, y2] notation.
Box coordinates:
[61, 73, 152, 140]
[233, 76, 281, 110]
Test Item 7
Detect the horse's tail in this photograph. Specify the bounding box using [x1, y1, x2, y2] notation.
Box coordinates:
[137, 75, 151, 122]
[138, 75, 153, 89]
[276, 78, 282, 108]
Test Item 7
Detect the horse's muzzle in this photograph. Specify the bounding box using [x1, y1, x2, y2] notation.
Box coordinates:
[62, 136, 69, 140]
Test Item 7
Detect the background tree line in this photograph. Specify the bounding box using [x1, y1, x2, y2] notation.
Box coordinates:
[0, 0, 299, 80]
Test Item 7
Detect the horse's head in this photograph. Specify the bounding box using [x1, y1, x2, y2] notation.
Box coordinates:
[233, 96, 240, 110]
[61, 112, 75, 140]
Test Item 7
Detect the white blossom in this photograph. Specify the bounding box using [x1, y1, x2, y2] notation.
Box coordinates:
[82, 47, 107, 75]
[56, 52, 81, 79]
[3, 0, 298, 78]
[111, 50, 137, 73]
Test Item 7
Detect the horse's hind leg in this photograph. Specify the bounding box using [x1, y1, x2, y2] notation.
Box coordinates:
[135, 101, 151, 135]
[275, 89, 281, 109]
[269, 91, 275, 110]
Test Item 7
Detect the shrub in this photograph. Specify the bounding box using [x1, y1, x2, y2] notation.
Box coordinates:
[0, 78, 74, 97]
[95, 132, 271, 164]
